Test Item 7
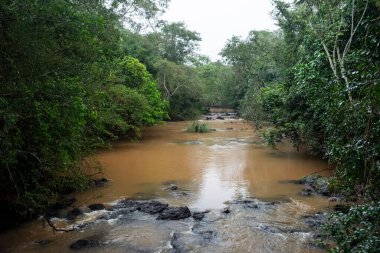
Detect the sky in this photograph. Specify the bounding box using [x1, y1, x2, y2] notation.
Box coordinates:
[162, 0, 278, 61]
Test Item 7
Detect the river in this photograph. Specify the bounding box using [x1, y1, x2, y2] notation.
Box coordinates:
[0, 113, 331, 253]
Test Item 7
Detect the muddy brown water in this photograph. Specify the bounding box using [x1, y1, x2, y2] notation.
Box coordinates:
[0, 116, 332, 253]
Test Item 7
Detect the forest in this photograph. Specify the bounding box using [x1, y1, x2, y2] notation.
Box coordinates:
[0, 0, 379, 251]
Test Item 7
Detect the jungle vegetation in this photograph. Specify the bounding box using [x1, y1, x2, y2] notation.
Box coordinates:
[1, 0, 379, 251]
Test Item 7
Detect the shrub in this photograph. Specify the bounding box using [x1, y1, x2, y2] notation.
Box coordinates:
[186, 121, 210, 133]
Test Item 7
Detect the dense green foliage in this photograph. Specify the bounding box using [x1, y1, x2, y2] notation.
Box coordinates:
[220, 0, 380, 250]
[324, 202, 380, 253]
[0, 0, 168, 221]
[186, 121, 210, 133]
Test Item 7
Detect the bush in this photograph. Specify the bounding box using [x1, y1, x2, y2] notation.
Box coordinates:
[186, 121, 210, 133]
[324, 202, 380, 253]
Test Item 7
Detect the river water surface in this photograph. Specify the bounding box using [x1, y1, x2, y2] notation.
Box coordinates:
[0, 114, 331, 253]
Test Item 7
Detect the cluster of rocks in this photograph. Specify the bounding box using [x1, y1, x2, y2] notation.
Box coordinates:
[284, 175, 331, 197]
[204, 112, 238, 121]
[112, 199, 203, 221]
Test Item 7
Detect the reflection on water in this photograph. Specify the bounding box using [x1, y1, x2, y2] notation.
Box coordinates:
[0, 118, 331, 253]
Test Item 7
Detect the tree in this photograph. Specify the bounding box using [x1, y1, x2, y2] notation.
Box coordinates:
[159, 22, 201, 64]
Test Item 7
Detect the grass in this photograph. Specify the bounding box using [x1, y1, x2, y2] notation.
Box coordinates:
[186, 121, 210, 133]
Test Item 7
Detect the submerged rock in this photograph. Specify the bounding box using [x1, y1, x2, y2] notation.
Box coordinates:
[192, 211, 209, 221]
[221, 207, 230, 214]
[93, 178, 109, 187]
[166, 184, 178, 191]
[303, 213, 328, 229]
[88, 203, 106, 211]
[157, 206, 191, 220]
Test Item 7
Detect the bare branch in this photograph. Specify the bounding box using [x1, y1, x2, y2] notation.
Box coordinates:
[43, 216, 75, 233]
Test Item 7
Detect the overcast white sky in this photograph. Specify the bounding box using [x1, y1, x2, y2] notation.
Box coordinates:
[162, 0, 278, 61]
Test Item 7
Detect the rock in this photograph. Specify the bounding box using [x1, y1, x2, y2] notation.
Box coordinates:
[166, 184, 178, 191]
[314, 177, 330, 196]
[222, 207, 230, 214]
[70, 239, 102, 250]
[216, 116, 225, 120]
[209, 128, 217, 131]
[303, 213, 328, 228]
[157, 206, 191, 220]
[88, 203, 106, 211]
[226, 127, 233, 130]
[67, 208, 83, 220]
[205, 117, 213, 120]
[137, 200, 169, 214]
[301, 186, 314, 196]
[192, 212, 206, 221]
[93, 178, 108, 187]
[300, 175, 330, 196]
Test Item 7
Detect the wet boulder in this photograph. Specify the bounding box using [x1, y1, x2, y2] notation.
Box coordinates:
[137, 200, 169, 214]
[88, 203, 106, 211]
[192, 211, 209, 221]
[303, 213, 328, 229]
[301, 186, 315, 196]
[93, 178, 109, 187]
[67, 208, 83, 220]
[300, 175, 330, 196]
[157, 206, 191, 220]
[166, 184, 178, 191]
[222, 207, 230, 214]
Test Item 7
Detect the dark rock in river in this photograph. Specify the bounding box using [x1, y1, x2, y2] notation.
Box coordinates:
[216, 116, 225, 120]
[192, 211, 207, 221]
[300, 175, 330, 196]
[137, 200, 169, 214]
[303, 213, 328, 229]
[205, 116, 213, 120]
[157, 206, 191, 220]
[67, 208, 83, 220]
[93, 178, 108, 187]
[301, 186, 315, 196]
[70, 239, 102, 250]
[222, 207, 230, 214]
[166, 184, 178, 191]
[88, 203, 106, 211]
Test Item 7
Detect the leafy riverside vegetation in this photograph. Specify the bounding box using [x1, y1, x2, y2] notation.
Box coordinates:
[0, 0, 379, 251]
[219, 1, 380, 251]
